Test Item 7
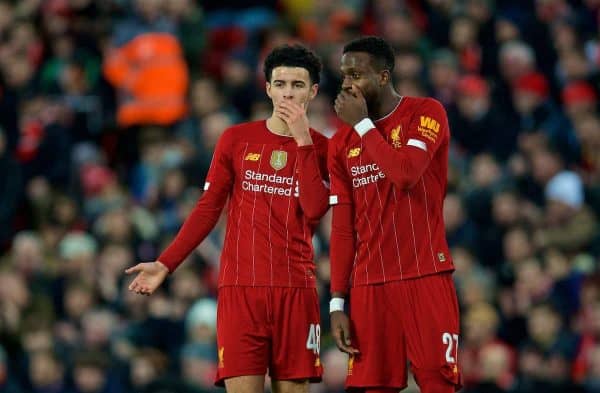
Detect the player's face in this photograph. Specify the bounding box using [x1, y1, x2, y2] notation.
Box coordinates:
[266, 66, 318, 109]
[340, 52, 388, 109]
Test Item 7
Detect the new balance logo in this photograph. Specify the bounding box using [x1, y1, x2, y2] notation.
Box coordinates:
[245, 153, 261, 161]
[347, 148, 361, 158]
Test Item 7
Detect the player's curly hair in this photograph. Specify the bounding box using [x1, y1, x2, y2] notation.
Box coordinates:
[343, 36, 395, 72]
[264, 44, 322, 84]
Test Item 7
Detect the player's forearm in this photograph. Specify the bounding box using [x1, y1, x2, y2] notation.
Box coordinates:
[158, 191, 226, 272]
[329, 203, 355, 294]
[362, 130, 429, 190]
[297, 146, 330, 220]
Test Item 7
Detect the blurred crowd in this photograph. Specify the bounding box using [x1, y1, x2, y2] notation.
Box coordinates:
[0, 0, 599, 392]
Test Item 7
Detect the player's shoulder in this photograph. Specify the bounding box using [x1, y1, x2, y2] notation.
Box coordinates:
[329, 124, 354, 146]
[403, 96, 447, 114]
[308, 128, 329, 150]
[219, 120, 264, 143]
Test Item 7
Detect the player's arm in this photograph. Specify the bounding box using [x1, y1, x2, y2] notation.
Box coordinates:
[296, 136, 330, 221]
[328, 142, 359, 354]
[158, 131, 234, 272]
[359, 99, 448, 190]
[126, 130, 234, 294]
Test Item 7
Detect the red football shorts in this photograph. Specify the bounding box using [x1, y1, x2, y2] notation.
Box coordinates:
[346, 273, 462, 391]
[215, 286, 323, 385]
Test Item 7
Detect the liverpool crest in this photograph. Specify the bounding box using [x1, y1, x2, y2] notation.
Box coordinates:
[270, 150, 287, 170]
[391, 125, 402, 148]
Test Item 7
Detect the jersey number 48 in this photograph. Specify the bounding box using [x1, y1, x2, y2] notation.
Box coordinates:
[306, 323, 321, 354]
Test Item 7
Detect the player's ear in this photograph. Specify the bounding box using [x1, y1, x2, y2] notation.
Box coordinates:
[380, 70, 390, 86]
[266, 82, 272, 98]
[309, 84, 318, 100]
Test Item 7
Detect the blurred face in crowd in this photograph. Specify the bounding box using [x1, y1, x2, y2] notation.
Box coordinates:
[464, 303, 499, 345]
[65, 284, 95, 320]
[495, 18, 521, 43]
[29, 352, 64, 388]
[558, 49, 591, 82]
[457, 92, 490, 120]
[130, 351, 165, 388]
[513, 90, 543, 114]
[443, 193, 466, 233]
[492, 192, 520, 226]
[340, 52, 389, 111]
[382, 13, 419, 48]
[528, 304, 561, 346]
[266, 66, 318, 112]
[190, 78, 223, 118]
[450, 16, 478, 50]
[223, 57, 252, 88]
[201, 112, 233, 150]
[99, 244, 133, 278]
[429, 59, 459, 91]
[470, 154, 501, 188]
[11, 232, 44, 276]
[551, 21, 579, 53]
[530, 149, 562, 184]
[544, 249, 570, 280]
[171, 268, 206, 303]
[74, 365, 106, 393]
[480, 344, 512, 382]
[394, 51, 422, 80]
[503, 227, 533, 263]
[135, 0, 162, 22]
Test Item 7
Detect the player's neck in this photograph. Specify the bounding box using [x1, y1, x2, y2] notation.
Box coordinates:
[371, 89, 402, 120]
[266, 116, 293, 137]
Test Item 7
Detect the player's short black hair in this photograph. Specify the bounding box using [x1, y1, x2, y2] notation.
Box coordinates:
[264, 44, 322, 84]
[343, 36, 395, 72]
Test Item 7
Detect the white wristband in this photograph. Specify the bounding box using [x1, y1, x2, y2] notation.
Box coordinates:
[354, 118, 376, 137]
[329, 297, 345, 313]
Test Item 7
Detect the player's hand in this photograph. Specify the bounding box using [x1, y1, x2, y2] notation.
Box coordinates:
[331, 310, 359, 354]
[334, 84, 368, 126]
[275, 100, 313, 146]
[125, 261, 169, 296]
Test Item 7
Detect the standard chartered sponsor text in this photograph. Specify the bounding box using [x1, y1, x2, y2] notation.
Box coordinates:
[243, 170, 298, 196]
[350, 163, 385, 188]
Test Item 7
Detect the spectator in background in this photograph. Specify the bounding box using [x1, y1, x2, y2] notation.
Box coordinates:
[534, 171, 597, 253]
[103, 0, 189, 128]
[449, 74, 516, 161]
[562, 81, 598, 120]
[513, 72, 579, 163]
[428, 48, 459, 106]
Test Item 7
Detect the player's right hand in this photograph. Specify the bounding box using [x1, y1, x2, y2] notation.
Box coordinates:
[331, 311, 359, 354]
[125, 261, 169, 296]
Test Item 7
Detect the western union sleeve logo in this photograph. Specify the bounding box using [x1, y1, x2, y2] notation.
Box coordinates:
[418, 116, 441, 143]
[244, 153, 261, 161]
[420, 116, 440, 132]
[347, 147, 361, 158]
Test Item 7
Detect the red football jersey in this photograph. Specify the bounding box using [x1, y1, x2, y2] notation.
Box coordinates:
[328, 97, 455, 293]
[159, 120, 329, 288]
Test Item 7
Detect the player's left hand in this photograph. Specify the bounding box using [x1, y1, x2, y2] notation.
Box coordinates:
[331, 310, 360, 355]
[334, 84, 368, 126]
[276, 100, 313, 146]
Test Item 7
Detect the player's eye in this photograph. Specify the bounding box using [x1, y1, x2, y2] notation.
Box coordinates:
[352, 73, 361, 79]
